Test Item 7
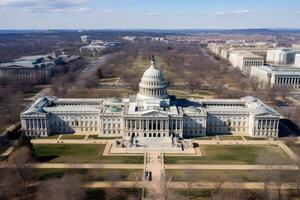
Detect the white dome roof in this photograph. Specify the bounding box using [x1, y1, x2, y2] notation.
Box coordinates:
[137, 57, 169, 100]
[141, 61, 166, 82]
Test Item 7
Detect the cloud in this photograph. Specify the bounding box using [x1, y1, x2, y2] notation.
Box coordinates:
[233, 9, 251, 14]
[212, 11, 225, 16]
[146, 12, 159, 16]
[0, 0, 90, 12]
[212, 9, 254, 17]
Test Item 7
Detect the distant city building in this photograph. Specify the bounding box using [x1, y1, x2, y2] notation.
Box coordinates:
[80, 35, 92, 44]
[208, 42, 275, 62]
[292, 44, 300, 49]
[250, 65, 300, 88]
[21, 58, 280, 139]
[295, 54, 300, 68]
[122, 36, 136, 41]
[229, 50, 264, 73]
[266, 49, 300, 65]
[79, 40, 121, 56]
[0, 52, 80, 82]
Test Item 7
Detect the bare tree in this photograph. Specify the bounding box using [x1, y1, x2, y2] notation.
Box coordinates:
[105, 171, 122, 200]
[256, 151, 277, 199]
[7, 145, 36, 200]
[0, 168, 24, 199]
[183, 170, 197, 200]
[250, 77, 260, 92]
[161, 174, 173, 200]
[36, 173, 86, 200]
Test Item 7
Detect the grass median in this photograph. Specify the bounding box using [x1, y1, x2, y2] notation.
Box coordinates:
[165, 145, 292, 164]
[33, 144, 144, 164]
[38, 168, 143, 181]
[166, 169, 298, 182]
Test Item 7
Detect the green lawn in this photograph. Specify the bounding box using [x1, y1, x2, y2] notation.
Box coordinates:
[287, 143, 300, 156]
[166, 169, 299, 182]
[171, 188, 299, 200]
[244, 136, 267, 140]
[38, 168, 143, 181]
[0, 147, 7, 155]
[38, 135, 59, 139]
[164, 145, 292, 164]
[88, 135, 122, 140]
[33, 144, 144, 164]
[86, 188, 142, 200]
[61, 135, 86, 139]
[191, 136, 215, 140]
[218, 136, 243, 140]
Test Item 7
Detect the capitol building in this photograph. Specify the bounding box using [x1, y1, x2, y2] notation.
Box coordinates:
[21, 57, 280, 140]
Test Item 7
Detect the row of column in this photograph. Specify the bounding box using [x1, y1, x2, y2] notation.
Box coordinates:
[125, 119, 168, 131]
[140, 87, 167, 97]
[256, 119, 278, 131]
[0, 68, 36, 76]
[25, 118, 47, 130]
[244, 60, 263, 67]
[275, 77, 300, 85]
[124, 119, 183, 131]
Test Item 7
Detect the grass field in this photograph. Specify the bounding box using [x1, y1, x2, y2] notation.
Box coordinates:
[39, 135, 60, 139]
[168, 89, 215, 99]
[61, 135, 86, 140]
[33, 144, 144, 164]
[88, 135, 122, 140]
[164, 145, 292, 164]
[287, 143, 300, 156]
[86, 188, 142, 200]
[38, 168, 143, 181]
[244, 136, 268, 140]
[191, 136, 215, 140]
[218, 136, 243, 140]
[166, 169, 298, 182]
[168, 188, 299, 200]
[0, 147, 7, 155]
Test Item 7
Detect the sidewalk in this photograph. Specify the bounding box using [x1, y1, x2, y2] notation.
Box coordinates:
[1, 163, 144, 169]
[165, 164, 299, 170]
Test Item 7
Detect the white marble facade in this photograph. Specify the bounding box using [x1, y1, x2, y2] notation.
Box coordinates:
[21, 58, 280, 138]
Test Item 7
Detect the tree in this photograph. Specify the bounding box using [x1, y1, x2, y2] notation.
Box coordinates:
[36, 173, 86, 200]
[183, 170, 197, 200]
[161, 174, 173, 200]
[256, 151, 277, 199]
[105, 171, 122, 200]
[7, 145, 37, 200]
[127, 172, 142, 200]
[0, 168, 24, 199]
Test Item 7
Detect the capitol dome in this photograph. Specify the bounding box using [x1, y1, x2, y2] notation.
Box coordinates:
[138, 56, 168, 99]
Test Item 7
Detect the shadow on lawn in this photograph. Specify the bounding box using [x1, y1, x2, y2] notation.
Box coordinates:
[37, 155, 59, 162]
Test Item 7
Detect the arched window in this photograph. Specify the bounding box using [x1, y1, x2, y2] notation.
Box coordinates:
[153, 133, 156, 137]
[149, 133, 152, 137]
[158, 133, 161, 137]
[144, 133, 147, 137]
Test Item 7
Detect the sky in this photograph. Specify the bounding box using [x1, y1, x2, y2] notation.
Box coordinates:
[0, 0, 300, 29]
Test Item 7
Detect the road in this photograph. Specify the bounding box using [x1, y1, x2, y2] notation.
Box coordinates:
[79, 53, 119, 79]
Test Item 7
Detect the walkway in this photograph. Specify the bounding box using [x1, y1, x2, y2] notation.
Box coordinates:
[144, 152, 165, 200]
[0, 163, 144, 169]
[165, 164, 299, 170]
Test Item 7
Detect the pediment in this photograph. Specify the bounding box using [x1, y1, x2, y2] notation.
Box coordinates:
[141, 110, 169, 117]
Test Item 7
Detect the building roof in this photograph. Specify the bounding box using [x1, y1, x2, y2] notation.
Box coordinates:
[252, 65, 300, 76]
